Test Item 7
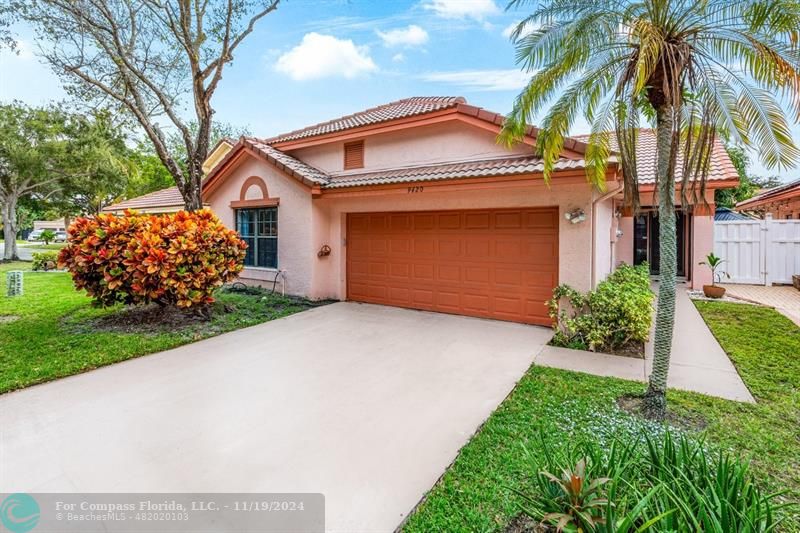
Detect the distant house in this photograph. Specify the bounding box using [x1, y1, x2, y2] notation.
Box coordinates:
[33, 219, 66, 232]
[102, 137, 233, 215]
[736, 178, 800, 219]
[714, 207, 751, 221]
[102, 186, 187, 215]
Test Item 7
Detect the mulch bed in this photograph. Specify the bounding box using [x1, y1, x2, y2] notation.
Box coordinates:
[616, 393, 708, 431]
[504, 514, 551, 532]
[69, 303, 226, 334]
[609, 341, 645, 359]
[548, 340, 645, 359]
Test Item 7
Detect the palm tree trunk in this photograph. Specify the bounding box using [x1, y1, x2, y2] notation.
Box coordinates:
[644, 106, 677, 420]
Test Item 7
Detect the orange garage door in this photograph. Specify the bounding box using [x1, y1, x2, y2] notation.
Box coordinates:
[346, 208, 559, 325]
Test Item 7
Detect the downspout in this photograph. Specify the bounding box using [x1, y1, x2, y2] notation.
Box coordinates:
[590, 170, 623, 287]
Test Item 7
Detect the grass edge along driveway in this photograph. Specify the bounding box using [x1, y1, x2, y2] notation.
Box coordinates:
[0, 261, 316, 394]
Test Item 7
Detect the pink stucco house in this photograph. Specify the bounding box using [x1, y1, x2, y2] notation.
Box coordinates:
[105, 97, 738, 326]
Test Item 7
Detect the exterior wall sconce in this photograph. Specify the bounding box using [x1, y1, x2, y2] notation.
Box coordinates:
[564, 208, 586, 224]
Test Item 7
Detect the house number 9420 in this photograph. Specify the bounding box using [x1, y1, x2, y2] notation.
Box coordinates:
[407, 186, 424, 193]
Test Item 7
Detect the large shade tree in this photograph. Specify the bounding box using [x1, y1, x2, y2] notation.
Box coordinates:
[0, 104, 67, 260]
[500, 0, 800, 419]
[15, 0, 280, 210]
[0, 103, 134, 259]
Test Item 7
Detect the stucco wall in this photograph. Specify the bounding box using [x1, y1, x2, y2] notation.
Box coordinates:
[616, 216, 635, 266]
[310, 180, 597, 301]
[288, 121, 532, 175]
[205, 157, 315, 296]
[592, 197, 615, 284]
[691, 215, 714, 289]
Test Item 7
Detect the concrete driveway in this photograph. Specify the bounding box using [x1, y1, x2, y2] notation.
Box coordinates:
[0, 302, 551, 532]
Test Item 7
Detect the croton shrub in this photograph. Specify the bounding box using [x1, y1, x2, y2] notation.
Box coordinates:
[548, 263, 654, 352]
[58, 209, 246, 308]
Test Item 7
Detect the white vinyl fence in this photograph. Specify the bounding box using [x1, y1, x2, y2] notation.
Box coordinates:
[714, 217, 800, 285]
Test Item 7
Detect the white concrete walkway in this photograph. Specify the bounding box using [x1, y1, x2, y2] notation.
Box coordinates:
[0, 302, 552, 533]
[535, 284, 755, 403]
[723, 284, 800, 327]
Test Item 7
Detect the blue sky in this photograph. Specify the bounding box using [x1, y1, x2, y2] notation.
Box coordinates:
[1, 0, 798, 182]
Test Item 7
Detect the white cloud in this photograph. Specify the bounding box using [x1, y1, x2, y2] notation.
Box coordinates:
[376, 25, 429, 47]
[502, 20, 540, 39]
[423, 0, 500, 21]
[275, 33, 377, 81]
[501, 21, 519, 39]
[420, 69, 530, 91]
[392, 53, 406, 63]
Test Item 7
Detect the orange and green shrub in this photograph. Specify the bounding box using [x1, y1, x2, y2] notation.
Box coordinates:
[58, 209, 246, 308]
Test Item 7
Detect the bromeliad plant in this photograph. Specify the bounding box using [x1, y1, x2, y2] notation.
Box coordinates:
[58, 209, 246, 308]
[515, 430, 789, 532]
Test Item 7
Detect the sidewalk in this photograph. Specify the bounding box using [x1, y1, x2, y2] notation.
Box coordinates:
[535, 284, 755, 403]
[722, 284, 800, 327]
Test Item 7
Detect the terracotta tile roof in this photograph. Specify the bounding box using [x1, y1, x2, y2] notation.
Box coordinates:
[572, 130, 738, 184]
[324, 155, 587, 189]
[244, 137, 329, 185]
[103, 186, 185, 212]
[266, 96, 593, 155]
[736, 177, 800, 208]
[267, 97, 466, 143]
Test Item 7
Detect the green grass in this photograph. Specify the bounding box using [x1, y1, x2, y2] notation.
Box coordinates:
[17, 242, 66, 250]
[404, 300, 800, 532]
[0, 261, 315, 394]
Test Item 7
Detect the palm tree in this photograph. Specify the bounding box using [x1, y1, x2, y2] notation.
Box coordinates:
[500, 0, 800, 420]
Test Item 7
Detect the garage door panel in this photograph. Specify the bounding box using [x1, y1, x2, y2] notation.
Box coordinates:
[465, 212, 490, 229]
[465, 239, 490, 257]
[463, 293, 490, 313]
[438, 239, 461, 257]
[347, 208, 558, 325]
[389, 214, 412, 230]
[413, 263, 435, 281]
[413, 214, 436, 230]
[438, 213, 462, 229]
[495, 268, 523, 286]
[437, 291, 461, 310]
[411, 289, 435, 306]
[438, 265, 461, 283]
[525, 210, 559, 228]
[413, 238, 436, 255]
[495, 211, 523, 229]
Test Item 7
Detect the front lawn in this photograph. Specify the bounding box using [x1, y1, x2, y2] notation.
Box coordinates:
[0, 261, 317, 394]
[17, 242, 67, 251]
[404, 301, 800, 531]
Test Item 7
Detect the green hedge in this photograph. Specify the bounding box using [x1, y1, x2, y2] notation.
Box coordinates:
[548, 263, 654, 352]
[31, 251, 60, 271]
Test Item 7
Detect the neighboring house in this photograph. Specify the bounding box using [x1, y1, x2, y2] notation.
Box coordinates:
[102, 138, 233, 215]
[193, 97, 737, 325]
[33, 219, 66, 232]
[714, 207, 751, 221]
[103, 186, 187, 215]
[736, 178, 800, 219]
[202, 137, 234, 174]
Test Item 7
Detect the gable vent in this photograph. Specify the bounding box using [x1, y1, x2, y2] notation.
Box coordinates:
[344, 140, 364, 170]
